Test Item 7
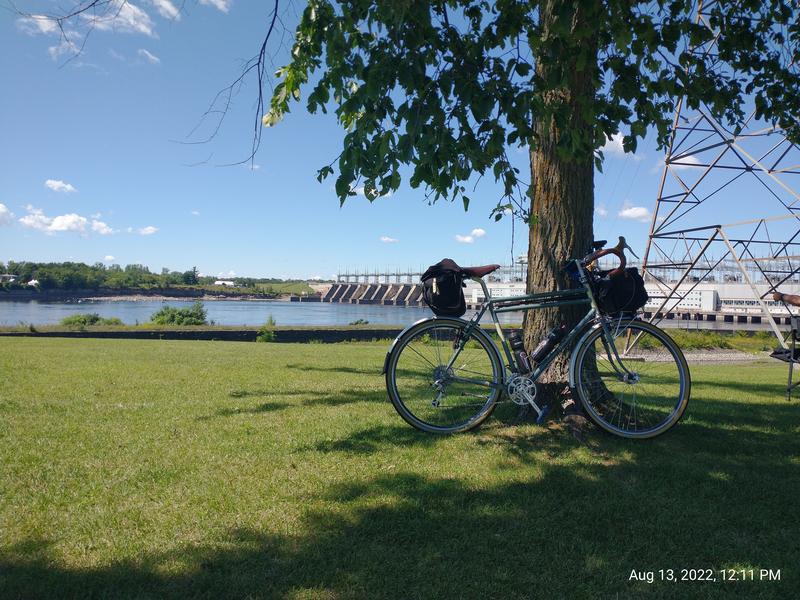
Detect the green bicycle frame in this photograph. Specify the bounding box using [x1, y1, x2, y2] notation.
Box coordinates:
[450, 259, 636, 394]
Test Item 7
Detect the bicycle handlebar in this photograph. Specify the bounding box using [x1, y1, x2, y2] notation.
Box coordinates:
[582, 246, 627, 278]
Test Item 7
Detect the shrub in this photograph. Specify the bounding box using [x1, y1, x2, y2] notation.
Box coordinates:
[348, 319, 370, 325]
[149, 301, 208, 326]
[257, 315, 277, 342]
[60, 313, 124, 328]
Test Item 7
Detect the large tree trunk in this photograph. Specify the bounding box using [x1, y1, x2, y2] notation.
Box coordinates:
[523, 1, 597, 406]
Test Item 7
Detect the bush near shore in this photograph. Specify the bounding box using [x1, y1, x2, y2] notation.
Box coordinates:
[59, 313, 124, 328]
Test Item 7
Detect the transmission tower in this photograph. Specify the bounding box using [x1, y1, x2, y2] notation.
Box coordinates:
[641, 0, 800, 347]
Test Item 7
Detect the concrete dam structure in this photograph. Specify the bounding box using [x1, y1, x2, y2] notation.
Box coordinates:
[303, 283, 425, 306]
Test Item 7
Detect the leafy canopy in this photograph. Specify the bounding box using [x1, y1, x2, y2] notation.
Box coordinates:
[264, 0, 800, 215]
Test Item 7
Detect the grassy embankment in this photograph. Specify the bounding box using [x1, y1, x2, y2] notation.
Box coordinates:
[1, 337, 798, 599]
[256, 282, 316, 295]
[0, 325, 786, 352]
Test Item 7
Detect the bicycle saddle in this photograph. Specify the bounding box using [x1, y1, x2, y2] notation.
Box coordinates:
[774, 291, 800, 307]
[462, 264, 501, 278]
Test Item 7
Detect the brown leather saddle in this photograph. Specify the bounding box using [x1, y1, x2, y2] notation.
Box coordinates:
[461, 264, 501, 278]
[773, 292, 800, 307]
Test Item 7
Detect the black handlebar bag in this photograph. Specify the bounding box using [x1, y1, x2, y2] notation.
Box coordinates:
[595, 268, 649, 315]
[421, 258, 467, 317]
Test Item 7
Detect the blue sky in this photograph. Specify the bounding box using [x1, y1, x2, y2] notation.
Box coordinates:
[1, 2, 776, 280]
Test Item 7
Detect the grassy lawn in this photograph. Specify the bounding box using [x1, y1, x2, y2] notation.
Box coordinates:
[1, 338, 798, 599]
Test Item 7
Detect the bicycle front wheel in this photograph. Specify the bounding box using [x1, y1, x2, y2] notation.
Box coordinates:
[572, 320, 690, 439]
[386, 319, 503, 434]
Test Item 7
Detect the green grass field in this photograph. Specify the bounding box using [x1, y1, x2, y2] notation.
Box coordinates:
[1, 338, 798, 599]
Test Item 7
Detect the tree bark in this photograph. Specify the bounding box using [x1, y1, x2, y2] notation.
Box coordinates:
[524, 1, 597, 404]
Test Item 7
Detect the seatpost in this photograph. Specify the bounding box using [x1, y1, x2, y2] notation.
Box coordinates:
[473, 276, 509, 349]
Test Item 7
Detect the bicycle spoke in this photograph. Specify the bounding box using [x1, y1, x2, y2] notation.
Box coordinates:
[389, 322, 502, 433]
[576, 321, 688, 439]
[405, 343, 438, 369]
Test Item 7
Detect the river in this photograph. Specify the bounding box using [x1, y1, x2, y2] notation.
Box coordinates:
[0, 298, 789, 332]
[0, 299, 525, 327]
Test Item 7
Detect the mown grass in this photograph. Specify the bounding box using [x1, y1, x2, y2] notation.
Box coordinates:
[1, 338, 798, 599]
[663, 329, 779, 352]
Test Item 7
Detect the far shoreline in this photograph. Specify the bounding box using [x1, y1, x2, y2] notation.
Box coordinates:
[0, 289, 296, 303]
[78, 294, 292, 302]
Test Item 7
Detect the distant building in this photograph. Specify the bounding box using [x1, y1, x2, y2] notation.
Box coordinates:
[27, 279, 39, 287]
[0, 274, 16, 283]
[214, 280, 236, 287]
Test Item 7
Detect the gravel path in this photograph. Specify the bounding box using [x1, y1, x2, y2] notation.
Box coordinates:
[618, 349, 770, 363]
[681, 350, 769, 363]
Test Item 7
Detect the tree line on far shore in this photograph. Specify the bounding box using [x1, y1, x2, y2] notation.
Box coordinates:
[0, 261, 319, 294]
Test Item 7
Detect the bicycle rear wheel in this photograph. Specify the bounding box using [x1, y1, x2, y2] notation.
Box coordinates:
[572, 319, 690, 439]
[385, 319, 503, 434]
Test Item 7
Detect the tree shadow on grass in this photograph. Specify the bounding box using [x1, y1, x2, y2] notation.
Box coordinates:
[3, 459, 796, 599]
[303, 424, 444, 454]
[284, 363, 380, 376]
[199, 389, 390, 420]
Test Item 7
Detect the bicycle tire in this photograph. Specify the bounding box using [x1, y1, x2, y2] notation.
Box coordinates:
[385, 318, 504, 434]
[571, 319, 690, 439]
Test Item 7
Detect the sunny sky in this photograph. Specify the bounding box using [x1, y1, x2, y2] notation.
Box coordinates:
[2, 1, 779, 280]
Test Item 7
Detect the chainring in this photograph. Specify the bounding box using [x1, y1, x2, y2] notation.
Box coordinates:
[506, 373, 538, 406]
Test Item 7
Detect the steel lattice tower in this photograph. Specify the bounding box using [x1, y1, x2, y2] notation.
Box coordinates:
[641, 0, 800, 346]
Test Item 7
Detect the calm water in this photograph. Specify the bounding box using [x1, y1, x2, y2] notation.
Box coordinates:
[0, 299, 787, 331]
[0, 299, 524, 327]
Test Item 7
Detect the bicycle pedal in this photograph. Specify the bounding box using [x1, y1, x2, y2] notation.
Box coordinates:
[535, 404, 553, 425]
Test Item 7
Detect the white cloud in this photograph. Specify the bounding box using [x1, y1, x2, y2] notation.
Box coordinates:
[138, 48, 160, 64]
[618, 203, 651, 223]
[0, 203, 14, 226]
[455, 227, 487, 244]
[17, 15, 59, 35]
[88, 2, 156, 37]
[47, 213, 88, 232]
[17, 14, 85, 61]
[595, 204, 608, 218]
[601, 133, 625, 156]
[218, 270, 236, 277]
[200, 0, 232, 13]
[48, 39, 80, 60]
[668, 154, 703, 170]
[601, 133, 642, 160]
[45, 179, 77, 193]
[104, 255, 116, 262]
[108, 48, 126, 61]
[149, 0, 180, 20]
[191, 210, 200, 216]
[92, 220, 115, 235]
[19, 206, 88, 234]
[380, 236, 398, 243]
[138, 225, 158, 235]
[652, 153, 703, 174]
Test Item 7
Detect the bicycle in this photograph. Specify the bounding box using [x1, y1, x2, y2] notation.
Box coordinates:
[383, 242, 691, 439]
